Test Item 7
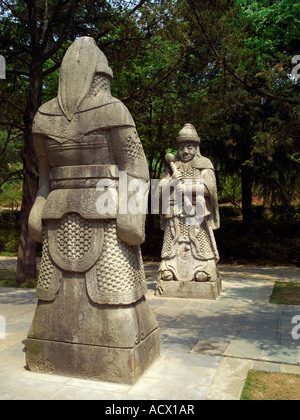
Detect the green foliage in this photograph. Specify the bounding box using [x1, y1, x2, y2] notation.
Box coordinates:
[219, 206, 241, 218]
[0, 210, 42, 256]
[240, 0, 300, 56]
[0, 210, 21, 225]
[143, 210, 300, 266]
[0, 179, 23, 209]
[184, 0, 300, 216]
[0, 210, 21, 255]
[214, 217, 300, 265]
[270, 281, 300, 305]
[0, 269, 37, 288]
[0, 0, 299, 272]
[0, 228, 20, 254]
[0, 125, 24, 201]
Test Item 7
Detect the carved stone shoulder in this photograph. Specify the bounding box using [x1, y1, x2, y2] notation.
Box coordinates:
[32, 97, 135, 140]
[87, 99, 136, 131]
[191, 155, 214, 170]
[38, 97, 63, 116]
[32, 98, 62, 136]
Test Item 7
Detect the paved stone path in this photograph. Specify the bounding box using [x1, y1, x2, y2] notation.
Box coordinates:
[0, 259, 300, 400]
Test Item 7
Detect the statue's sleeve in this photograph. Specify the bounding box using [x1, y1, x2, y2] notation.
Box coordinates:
[158, 165, 172, 231]
[159, 165, 172, 185]
[110, 124, 149, 246]
[28, 133, 51, 243]
[201, 168, 220, 230]
[110, 125, 149, 181]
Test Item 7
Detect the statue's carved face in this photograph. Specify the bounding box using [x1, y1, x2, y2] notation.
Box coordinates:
[177, 142, 197, 163]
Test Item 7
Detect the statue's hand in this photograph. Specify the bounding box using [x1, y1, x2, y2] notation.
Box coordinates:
[171, 170, 182, 180]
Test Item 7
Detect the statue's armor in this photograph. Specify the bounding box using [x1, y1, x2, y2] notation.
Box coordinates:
[32, 97, 148, 304]
[158, 158, 220, 283]
[26, 38, 160, 384]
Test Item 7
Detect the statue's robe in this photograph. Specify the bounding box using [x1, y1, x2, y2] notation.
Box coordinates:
[158, 155, 220, 283]
[31, 94, 149, 305]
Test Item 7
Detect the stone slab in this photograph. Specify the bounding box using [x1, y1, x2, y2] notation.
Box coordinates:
[26, 327, 160, 385]
[204, 358, 254, 400]
[156, 277, 222, 300]
[25, 275, 160, 384]
[2, 263, 300, 400]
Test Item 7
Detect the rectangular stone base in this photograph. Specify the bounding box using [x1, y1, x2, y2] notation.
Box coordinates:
[25, 328, 160, 385]
[156, 278, 222, 300]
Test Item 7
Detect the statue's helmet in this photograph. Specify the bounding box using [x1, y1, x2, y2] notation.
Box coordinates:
[177, 123, 200, 144]
[58, 37, 113, 120]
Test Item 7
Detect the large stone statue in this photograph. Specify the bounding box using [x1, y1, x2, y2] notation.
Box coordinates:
[26, 37, 160, 384]
[156, 123, 222, 299]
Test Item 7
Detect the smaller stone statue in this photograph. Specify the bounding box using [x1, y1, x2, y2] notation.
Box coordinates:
[156, 123, 222, 299]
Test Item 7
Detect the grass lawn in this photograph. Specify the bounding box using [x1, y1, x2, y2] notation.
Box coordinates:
[0, 269, 37, 288]
[270, 282, 300, 305]
[241, 370, 300, 400]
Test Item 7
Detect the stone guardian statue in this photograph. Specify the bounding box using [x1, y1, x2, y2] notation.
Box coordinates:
[156, 123, 222, 299]
[26, 37, 160, 384]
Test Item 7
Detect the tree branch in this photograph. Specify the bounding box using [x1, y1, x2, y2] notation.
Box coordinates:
[25, 0, 40, 52]
[41, 0, 69, 50]
[0, 121, 25, 131]
[0, 170, 23, 189]
[125, 0, 148, 18]
[187, 0, 300, 105]
[121, 47, 186, 103]
[42, 0, 77, 60]
[6, 69, 30, 77]
[0, 34, 32, 55]
[2, 0, 28, 23]
[0, 127, 12, 157]
[99, 34, 151, 47]
[42, 61, 61, 77]
[41, 0, 49, 43]
[0, 96, 25, 114]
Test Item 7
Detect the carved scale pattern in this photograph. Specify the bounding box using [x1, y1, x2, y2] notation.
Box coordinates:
[37, 225, 53, 291]
[57, 214, 92, 260]
[95, 221, 145, 294]
[123, 131, 145, 159]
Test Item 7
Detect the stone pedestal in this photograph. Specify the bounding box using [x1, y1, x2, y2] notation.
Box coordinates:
[156, 277, 222, 300]
[26, 276, 160, 384]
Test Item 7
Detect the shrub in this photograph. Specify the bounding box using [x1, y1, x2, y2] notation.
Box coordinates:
[0, 227, 20, 254]
[219, 206, 241, 218]
[269, 204, 300, 221]
[0, 211, 20, 254]
[0, 210, 21, 226]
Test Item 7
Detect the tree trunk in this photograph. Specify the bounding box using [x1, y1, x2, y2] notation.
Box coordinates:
[16, 57, 42, 283]
[241, 164, 255, 238]
[16, 162, 38, 283]
[240, 110, 255, 238]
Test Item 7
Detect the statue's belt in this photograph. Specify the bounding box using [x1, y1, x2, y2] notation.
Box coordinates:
[43, 186, 118, 220]
[49, 164, 119, 181]
[49, 164, 119, 190]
